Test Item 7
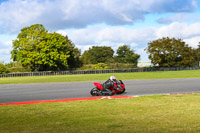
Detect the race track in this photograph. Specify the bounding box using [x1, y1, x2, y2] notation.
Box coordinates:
[0, 78, 200, 103]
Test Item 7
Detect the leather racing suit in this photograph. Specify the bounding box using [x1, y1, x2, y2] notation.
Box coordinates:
[101, 79, 122, 96]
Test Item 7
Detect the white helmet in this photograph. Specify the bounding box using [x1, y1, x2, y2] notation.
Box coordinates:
[110, 76, 116, 82]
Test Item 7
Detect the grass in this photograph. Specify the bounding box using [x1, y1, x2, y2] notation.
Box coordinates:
[1, 69, 200, 84]
[1, 70, 200, 132]
[1, 93, 200, 133]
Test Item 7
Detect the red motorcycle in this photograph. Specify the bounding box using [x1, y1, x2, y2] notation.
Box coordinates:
[90, 80, 126, 96]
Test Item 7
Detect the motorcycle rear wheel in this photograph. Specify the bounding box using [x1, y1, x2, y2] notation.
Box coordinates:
[90, 87, 100, 96]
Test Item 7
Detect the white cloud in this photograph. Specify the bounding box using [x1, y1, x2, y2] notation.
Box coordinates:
[184, 36, 200, 48]
[156, 22, 200, 39]
[0, 39, 13, 63]
[57, 25, 157, 62]
[157, 13, 198, 24]
[184, 23, 200, 37]
[0, 49, 10, 54]
[135, 47, 150, 62]
[62, 26, 157, 48]
[58, 26, 152, 61]
[0, 23, 200, 63]
[0, 0, 44, 33]
[58, 22, 200, 61]
[0, 0, 199, 63]
[1, 20, 199, 63]
[0, 48, 12, 63]
[0, 39, 12, 48]
[0, 0, 198, 33]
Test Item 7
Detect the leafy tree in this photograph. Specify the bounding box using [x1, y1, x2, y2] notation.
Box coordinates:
[81, 46, 114, 64]
[146, 37, 197, 67]
[0, 62, 8, 74]
[65, 36, 82, 69]
[115, 45, 140, 64]
[196, 44, 200, 65]
[11, 24, 71, 71]
[81, 50, 91, 64]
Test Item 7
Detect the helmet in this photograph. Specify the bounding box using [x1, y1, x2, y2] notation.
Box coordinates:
[110, 76, 116, 82]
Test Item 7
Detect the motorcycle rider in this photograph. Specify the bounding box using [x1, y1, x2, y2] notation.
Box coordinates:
[101, 76, 122, 96]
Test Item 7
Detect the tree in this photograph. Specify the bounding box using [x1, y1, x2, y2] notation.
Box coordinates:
[194, 43, 200, 67]
[11, 24, 72, 71]
[81, 46, 114, 64]
[0, 62, 8, 74]
[65, 36, 82, 69]
[146, 37, 197, 67]
[81, 50, 91, 64]
[115, 45, 140, 64]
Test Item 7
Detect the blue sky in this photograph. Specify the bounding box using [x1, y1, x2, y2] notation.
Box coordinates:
[0, 0, 200, 63]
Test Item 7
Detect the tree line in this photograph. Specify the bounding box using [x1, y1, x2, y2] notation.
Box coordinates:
[0, 24, 200, 74]
[146, 37, 200, 67]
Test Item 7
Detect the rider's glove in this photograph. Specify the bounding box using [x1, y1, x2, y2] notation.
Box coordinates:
[117, 85, 122, 89]
[114, 86, 121, 91]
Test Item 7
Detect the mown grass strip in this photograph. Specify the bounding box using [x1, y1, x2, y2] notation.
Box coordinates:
[0, 94, 200, 133]
[1, 69, 200, 84]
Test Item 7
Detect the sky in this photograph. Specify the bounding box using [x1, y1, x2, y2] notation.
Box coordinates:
[0, 0, 200, 63]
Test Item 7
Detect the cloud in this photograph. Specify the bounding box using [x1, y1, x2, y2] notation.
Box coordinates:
[0, 40, 12, 62]
[157, 12, 200, 24]
[156, 22, 200, 39]
[57, 26, 155, 61]
[60, 26, 157, 48]
[0, 0, 44, 33]
[2, 20, 200, 63]
[0, 0, 199, 63]
[60, 22, 200, 45]
[0, 0, 198, 34]
[184, 36, 200, 48]
[146, 0, 198, 13]
[157, 13, 194, 24]
[57, 21, 200, 62]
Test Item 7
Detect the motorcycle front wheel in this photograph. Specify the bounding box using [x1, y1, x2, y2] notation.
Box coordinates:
[90, 87, 100, 96]
[116, 88, 126, 94]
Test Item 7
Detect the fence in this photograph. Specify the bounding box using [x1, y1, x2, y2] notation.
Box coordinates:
[0, 67, 200, 78]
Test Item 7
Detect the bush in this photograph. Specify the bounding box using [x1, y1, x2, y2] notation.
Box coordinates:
[78, 63, 137, 70]
[108, 63, 137, 69]
[5, 61, 31, 73]
[0, 62, 8, 74]
[93, 63, 110, 70]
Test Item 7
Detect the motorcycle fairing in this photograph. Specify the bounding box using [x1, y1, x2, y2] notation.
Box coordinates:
[94, 82, 104, 90]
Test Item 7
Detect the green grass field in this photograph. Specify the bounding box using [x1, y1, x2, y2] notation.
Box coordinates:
[1, 69, 200, 84]
[1, 94, 200, 133]
[1, 70, 200, 132]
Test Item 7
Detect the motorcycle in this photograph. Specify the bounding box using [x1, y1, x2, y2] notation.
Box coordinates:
[90, 80, 126, 96]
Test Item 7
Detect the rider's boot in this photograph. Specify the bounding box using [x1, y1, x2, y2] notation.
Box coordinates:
[104, 89, 113, 96]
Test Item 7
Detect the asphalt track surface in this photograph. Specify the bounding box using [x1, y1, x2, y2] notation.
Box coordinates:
[0, 78, 200, 103]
